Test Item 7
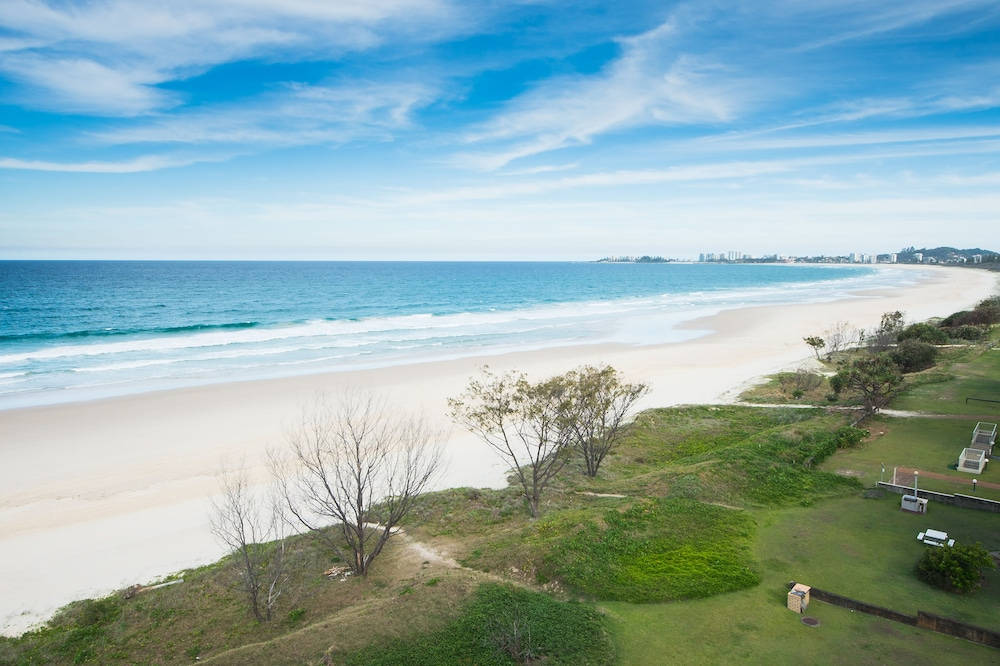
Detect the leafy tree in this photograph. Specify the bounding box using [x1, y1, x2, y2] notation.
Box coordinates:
[831, 354, 903, 414]
[560, 365, 648, 477]
[867, 311, 905, 352]
[450, 368, 573, 517]
[897, 322, 948, 344]
[890, 339, 938, 373]
[803, 336, 826, 360]
[916, 542, 996, 593]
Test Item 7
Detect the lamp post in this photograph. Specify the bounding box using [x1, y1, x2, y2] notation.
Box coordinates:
[914, 470, 919, 496]
[973, 478, 978, 493]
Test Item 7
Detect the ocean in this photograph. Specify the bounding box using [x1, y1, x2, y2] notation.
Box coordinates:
[0, 261, 916, 409]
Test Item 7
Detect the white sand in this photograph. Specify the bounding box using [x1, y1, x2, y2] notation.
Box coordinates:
[0, 265, 996, 635]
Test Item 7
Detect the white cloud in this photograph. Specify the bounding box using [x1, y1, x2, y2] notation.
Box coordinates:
[0, 154, 229, 173]
[0, 0, 456, 115]
[455, 19, 758, 169]
[90, 80, 437, 146]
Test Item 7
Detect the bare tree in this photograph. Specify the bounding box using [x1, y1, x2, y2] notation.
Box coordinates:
[449, 368, 572, 517]
[560, 365, 648, 477]
[273, 393, 442, 576]
[210, 466, 287, 622]
[822, 321, 853, 359]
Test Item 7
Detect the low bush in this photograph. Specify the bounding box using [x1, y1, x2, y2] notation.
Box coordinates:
[890, 339, 938, 373]
[945, 324, 986, 341]
[897, 323, 948, 344]
[916, 543, 996, 593]
[940, 308, 1000, 327]
[341, 584, 615, 665]
[537, 498, 759, 603]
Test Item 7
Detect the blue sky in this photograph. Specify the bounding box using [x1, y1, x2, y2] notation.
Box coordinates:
[0, 0, 998, 259]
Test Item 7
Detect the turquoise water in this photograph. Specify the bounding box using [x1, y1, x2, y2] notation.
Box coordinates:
[0, 261, 908, 408]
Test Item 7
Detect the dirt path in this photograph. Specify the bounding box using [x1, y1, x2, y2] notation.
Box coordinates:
[893, 466, 1000, 491]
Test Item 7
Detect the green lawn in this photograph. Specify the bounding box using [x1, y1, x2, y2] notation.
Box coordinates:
[821, 416, 1000, 501]
[603, 495, 1000, 665]
[892, 345, 1000, 416]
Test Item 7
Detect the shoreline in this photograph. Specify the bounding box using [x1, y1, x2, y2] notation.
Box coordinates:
[0, 265, 996, 636]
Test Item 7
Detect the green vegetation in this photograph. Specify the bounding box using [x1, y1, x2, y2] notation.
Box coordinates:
[891, 340, 1000, 415]
[604, 495, 1000, 666]
[342, 583, 614, 665]
[539, 498, 758, 602]
[4, 310, 999, 664]
[819, 416, 1000, 500]
[898, 322, 949, 344]
[916, 543, 997, 594]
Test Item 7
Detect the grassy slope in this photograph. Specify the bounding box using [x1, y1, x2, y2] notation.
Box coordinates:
[4, 332, 1000, 664]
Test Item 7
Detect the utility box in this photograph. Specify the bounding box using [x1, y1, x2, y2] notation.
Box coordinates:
[901, 494, 928, 513]
[787, 583, 811, 613]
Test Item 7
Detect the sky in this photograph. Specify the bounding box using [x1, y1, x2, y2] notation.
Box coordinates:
[0, 0, 998, 260]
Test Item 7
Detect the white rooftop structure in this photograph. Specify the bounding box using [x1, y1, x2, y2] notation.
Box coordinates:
[971, 422, 996, 454]
[959, 447, 987, 474]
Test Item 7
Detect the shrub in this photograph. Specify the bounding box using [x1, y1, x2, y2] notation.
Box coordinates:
[946, 325, 985, 341]
[779, 370, 822, 396]
[916, 543, 996, 593]
[890, 339, 938, 373]
[941, 308, 1000, 327]
[897, 323, 947, 344]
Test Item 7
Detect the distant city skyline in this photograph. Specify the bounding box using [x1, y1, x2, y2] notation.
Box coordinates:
[1, 1, 999, 259]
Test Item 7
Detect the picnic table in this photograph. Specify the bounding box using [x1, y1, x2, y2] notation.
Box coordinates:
[916, 529, 955, 547]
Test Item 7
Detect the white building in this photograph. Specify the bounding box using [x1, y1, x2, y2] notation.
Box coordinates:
[914, 252, 923, 262]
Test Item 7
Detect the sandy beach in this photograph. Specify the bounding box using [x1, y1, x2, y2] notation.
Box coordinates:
[0, 265, 996, 635]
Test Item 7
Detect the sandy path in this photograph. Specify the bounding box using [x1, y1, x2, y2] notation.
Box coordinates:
[0, 265, 996, 635]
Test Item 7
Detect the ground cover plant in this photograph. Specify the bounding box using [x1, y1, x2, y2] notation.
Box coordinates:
[340, 583, 615, 666]
[537, 498, 759, 602]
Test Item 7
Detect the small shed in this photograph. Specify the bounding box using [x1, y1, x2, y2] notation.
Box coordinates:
[958, 447, 987, 474]
[971, 422, 996, 454]
[787, 583, 811, 613]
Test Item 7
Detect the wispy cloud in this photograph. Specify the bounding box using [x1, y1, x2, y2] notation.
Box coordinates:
[0, 0, 456, 116]
[0, 154, 231, 173]
[89, 79, 438, 148]
[454, 19, 759, 169]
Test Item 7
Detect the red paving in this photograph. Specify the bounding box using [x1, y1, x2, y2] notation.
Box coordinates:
[893, 466, 1000, 491]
